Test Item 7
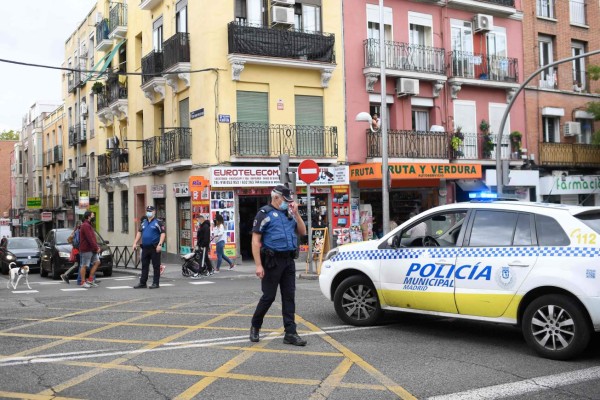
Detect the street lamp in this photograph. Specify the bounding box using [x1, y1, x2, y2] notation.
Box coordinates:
[69, 182, 78, 228]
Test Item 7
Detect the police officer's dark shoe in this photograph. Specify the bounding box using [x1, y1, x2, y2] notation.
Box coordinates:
[133, 283, 147, 289]
[283, 333, 307, 346]
[249, 327, 260, 342]
[148, 283, 160, 289]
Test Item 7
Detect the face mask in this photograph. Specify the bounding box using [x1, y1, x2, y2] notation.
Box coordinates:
[146, 212, 153, 219]
[279, 202, 289, 211]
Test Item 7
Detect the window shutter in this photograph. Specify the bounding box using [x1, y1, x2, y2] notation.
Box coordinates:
[237, 91, 268, 123]
[236, 91, 269, 155]
[295, 95, 324, 156]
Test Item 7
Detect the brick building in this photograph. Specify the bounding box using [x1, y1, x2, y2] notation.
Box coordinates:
[0, 140, 17, 217]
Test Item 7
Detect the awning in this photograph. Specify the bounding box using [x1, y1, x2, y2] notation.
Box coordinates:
[22, 220, 42, 227]
[81, 39, 126, 84]
[456, 179, 488, 192]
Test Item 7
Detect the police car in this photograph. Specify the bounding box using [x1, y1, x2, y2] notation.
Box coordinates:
[319, 200, 600, 360]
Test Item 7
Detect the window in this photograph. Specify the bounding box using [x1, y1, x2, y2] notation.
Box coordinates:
[179, 98, 190, 129]
[176, 0, 188, 33]
[295, 95, 324, 156]
[570, 0, 586, 25]
[572, 41, 586, 92]
[408, 12, 433, 70]
[453, 100, 477, 158]
[107, 192, 114, 232]
[235, 0, 266, 26]
[412, 109, 429, 132]
[542, 116, 560, 143]
[400, 211, 468, 248]
[537, 0, 555, 18]
[576, 118, 593, 144]
[366, 5, 392, 40]
[576, 212, 600, 234]
[535, 214, 569, 246]
[121, 191, 129, 233]
[294, 1, 321, 33]
[513, 214, 534, 246]
[451, 19, 474, 78]
[153, 17, 163, 52]
[236, 91, 268, 155]
[369, 103, 390, 130]
[489, 103, 511, 159]
[539, 35, 556, 89]
[468, 211, 522, 247]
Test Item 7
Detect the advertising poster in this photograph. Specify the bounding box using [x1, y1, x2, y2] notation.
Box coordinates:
[331, 185, 350, 247]
[189, 176, 210, 255]
[210, 190, 236, 258]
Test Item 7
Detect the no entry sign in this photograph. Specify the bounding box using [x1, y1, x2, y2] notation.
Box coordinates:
[298, 159, 319, 184]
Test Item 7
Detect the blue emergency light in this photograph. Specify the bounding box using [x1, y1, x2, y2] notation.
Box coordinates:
[469, 192, 498, 200]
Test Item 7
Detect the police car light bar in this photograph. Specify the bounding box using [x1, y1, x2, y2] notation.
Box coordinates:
[469, 192, 498, 199]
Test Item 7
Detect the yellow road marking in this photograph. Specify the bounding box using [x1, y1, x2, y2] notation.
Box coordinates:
[0, 332, 149, 345]
[0, 392, 82, 400]
[309, 357, 354, 399]
[297, 316, 417, 400]
[37, 303, 256, 397]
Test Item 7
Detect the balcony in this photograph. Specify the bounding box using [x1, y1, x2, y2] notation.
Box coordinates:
[43, 150, 53, 167]
[108, 77, 128, 120]
[230, 122, 338, 159]
[363, 39, 446, 87]
[53, 146, 63, 163]
[454, 132, 512, 160]
[227, 21, 336, 87]
[108, 3, 127, 39]
[67, 70, 82, 93]
[447, 0, 517, 16]
[367, 129, 449, 159]
[98, 148, 129, 177]
[141, 50, 166, 103]
[539, 143, 600, 168]
[163, 32, 191, 91]
[68, 124, 87, 146]
[143, 128, 192, 169]
[139, 0, 162, 11]
[95, 19, 112, 52]
[42, 195, 62, 210]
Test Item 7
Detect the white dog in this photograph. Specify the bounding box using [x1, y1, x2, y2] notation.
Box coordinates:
[7, 262, 31, 290]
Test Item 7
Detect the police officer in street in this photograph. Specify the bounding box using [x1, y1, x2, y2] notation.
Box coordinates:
[132, 205, 166, 289]
[249, 184, 307, 346]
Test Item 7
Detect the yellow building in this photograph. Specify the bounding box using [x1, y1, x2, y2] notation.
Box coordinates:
[41, 105, 66, 229]
[86, 0, 345, 260]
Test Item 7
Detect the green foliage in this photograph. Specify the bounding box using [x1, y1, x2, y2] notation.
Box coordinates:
[592, 131, 600, 145]
[92, 81, 104, 94]
[587, 101, 600, 120]
[510, 131, 522, 154]
[0, 130, 18, 140]
[479, 119, 490, 133]
[588, 65, 600, 81]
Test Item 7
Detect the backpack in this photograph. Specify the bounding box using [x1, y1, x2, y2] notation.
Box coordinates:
[72, 230, 80, 249]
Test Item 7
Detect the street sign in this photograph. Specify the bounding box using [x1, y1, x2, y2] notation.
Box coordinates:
[218, 114, 230, 123]
[190, 108, 204, 120]
[298, 159, 319, 184]
[41, 212, 52, 222]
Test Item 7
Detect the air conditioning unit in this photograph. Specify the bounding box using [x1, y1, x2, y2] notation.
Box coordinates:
[564, 121, 582, 137]
[272, 0, 295, 4]
[396, 78, 420, 97]
[473, 14, 494, 32]
[79, 167, 88, 178]
[95, 12, 103, 24]
[272, 6, 294, 24]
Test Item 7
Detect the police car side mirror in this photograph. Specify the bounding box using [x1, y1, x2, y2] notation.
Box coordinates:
[387, 235, 400, 249]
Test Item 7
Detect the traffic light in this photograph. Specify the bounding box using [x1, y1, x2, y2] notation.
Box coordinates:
[279, 154, 290, 185]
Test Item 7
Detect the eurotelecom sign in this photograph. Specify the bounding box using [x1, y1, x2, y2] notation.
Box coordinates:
[540, 175, 600, 195]
[350, 163, 482, 181]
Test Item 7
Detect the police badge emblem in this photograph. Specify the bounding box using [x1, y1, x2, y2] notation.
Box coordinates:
[495, 266, 516, 289]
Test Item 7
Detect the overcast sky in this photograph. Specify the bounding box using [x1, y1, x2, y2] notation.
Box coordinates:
[0, 0, 96, 132]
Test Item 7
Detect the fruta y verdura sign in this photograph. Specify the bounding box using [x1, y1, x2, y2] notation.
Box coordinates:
[350, 163, 482, 181]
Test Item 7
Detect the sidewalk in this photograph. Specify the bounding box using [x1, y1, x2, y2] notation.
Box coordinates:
[113, 258, 319, 280]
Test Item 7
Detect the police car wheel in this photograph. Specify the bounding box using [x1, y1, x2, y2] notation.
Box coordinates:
[522, 295, 591, 361]
[333, 276, 381, 326]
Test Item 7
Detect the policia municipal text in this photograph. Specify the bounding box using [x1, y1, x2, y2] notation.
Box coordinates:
[250, 185, 308, 346]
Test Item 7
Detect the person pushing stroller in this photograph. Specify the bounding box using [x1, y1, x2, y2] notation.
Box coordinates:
[196, 215, 214, 276]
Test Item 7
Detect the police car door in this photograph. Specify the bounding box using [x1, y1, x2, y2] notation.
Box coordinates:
[454, 210, 537, 318]
[380, 209, 468, 314]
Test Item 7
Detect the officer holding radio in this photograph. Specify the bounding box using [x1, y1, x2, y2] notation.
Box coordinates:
[250, 184, 307, 346]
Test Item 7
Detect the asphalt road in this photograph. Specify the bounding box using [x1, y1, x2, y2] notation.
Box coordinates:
[0, 262, 599, 399]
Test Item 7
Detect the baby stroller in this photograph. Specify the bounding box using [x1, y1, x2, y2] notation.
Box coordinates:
[180, 247, 209, 278]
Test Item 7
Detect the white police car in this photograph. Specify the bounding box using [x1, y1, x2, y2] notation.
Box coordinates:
[319, 201, 600, 360]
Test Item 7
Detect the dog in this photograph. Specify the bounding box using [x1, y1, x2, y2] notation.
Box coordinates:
[7, 262, 31, 290]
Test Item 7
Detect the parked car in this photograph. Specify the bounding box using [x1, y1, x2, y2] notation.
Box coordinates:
[319, 200, 600, 360]
[0, 237, 43, 274]
[40, 228, 113, 280]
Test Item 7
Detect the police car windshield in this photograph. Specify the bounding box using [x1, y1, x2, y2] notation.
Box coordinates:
[576, 212, 600, 234]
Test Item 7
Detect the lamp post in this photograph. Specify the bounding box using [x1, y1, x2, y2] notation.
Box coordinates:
[69, 182, 78, 228]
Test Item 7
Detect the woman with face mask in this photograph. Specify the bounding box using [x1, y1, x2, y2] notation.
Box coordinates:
[212, 214, 234, 272]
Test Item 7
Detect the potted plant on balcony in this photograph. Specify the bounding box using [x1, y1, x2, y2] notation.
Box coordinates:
[480, 119, 494, 159]
[92, 81, 104, 95]
[451, 127, 464, 158]
[510, 131, 522, 157]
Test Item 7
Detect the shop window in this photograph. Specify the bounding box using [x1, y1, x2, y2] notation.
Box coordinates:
[178, 199, 192, 254]
[107, 192, 114, 232]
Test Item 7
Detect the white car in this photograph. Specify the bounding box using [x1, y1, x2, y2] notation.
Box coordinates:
[319, 201, 600, 360]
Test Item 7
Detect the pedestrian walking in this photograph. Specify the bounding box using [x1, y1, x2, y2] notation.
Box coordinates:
[196, 215, 213, 275]
[60, 221, 81, 284]
[249, 184, 307, 346]
[213, 214, 234, 272]
[132, 206, 166, 289]
[78, 211, 101, 288]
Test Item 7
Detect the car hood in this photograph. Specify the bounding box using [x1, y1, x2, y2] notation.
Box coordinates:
[337, 240, 380, 253]
[55, 244, 73, 253]
[9, 249, 41, 257]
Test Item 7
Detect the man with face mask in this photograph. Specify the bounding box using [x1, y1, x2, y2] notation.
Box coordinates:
[249, 184, 307, 346]
[132, 206, 166, 289]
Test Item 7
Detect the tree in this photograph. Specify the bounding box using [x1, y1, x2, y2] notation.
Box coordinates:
[586, 65, 600, 144]
[0, 130, 18, 140]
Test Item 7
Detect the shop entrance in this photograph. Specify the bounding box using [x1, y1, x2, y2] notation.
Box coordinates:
[238, 195, 270, 260]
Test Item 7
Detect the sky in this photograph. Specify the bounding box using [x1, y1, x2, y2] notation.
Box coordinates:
[0, 0, 97, 132]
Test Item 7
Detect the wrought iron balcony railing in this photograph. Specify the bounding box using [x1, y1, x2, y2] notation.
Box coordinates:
[367, 129, 449, 159]
[539, 142, 600, 167]
[96, 19, 110, 43]
[43, 195, 62, 210]
[67, 70, 82, 93]
[43, 150, 53, 167]
[228, 21, 336, 63]
[141, 50, 164, 84]
[454, 132, 512, 160]
[364, 39, 446, 75]
[230, 122, 338, 158]
[108, 80, 127, 103]
[163, 32, 190, 71]
[68, 124, 87, 146]
[449, 51, 518, 83]
[98, 148, 129, 177]
[108, 3, 127, 35]
[53, 145, 63, 163]
[143, 127, 191, 168]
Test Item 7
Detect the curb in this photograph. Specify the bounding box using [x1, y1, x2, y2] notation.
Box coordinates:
[298, 273, 319, 280]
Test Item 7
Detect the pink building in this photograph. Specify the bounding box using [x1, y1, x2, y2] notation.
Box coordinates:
[344, 0, 526, 218]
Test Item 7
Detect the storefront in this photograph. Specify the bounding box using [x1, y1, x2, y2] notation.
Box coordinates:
[350, 162, 483, 238]
[173, 182, 191, 254]
[485, 169, 540, 202]
[539, 174, 600, 206]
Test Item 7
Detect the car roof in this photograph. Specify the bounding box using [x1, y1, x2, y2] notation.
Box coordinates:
[436, 201, 600, 215]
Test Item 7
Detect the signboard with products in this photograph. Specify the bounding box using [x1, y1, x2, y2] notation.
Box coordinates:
[210, 190, 237, 258]
[350, 163, 482, 181]
[188, 176, 210, 254]
[331, 185, 351, 247]
[78, 191, 89, 210]
[27, 197, 42, 209]
[211, 166, 349, 187]
[152, 184, 167, 198]
[308, 228, 328, 274]
[173, 182, 190, 197]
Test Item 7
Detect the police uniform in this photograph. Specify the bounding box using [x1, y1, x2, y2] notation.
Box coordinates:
[250, 203, 299, 335]
[139, 216, 166, 287]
